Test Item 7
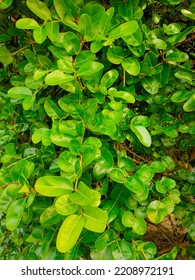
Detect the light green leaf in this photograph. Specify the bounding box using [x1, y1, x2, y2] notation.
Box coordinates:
[171, 90, 191, 103]
[58, 151, 77, 172]
[63, 32, 81, 55]
[8, 86, 32, 99]
[147, 201, 167, 224]
[109, 168, 126, 183]
[77, 61, 104, 77]
[40, 205, 61, 226]
[0, 46, 13, 64]
[69, 181, 92, 206]
[46, 22, 59, 42]
[55, 194, 78, 216]
[33, 26, 47, 44]
[107, 46, 125, 65]
[45, 70, 75, 85]
[125, 175, 145, 193]
[57, 215, 85, 253]
[57, 59, 74, 74]
[141, 76, 159, 94]
[122, 57, 140, 76]
[16, 18, 40, 29]
[35, 176, 73, 197]
[27, 0, 51, 21]
[83, 206, 108, 233]
[183, 93, 195, 112]
[130, 124, 152, 147]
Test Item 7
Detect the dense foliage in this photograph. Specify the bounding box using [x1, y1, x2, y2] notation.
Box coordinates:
[0, 0, 195, 260]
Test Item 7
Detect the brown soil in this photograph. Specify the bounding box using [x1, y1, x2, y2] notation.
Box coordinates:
[141, 214, 189, 259]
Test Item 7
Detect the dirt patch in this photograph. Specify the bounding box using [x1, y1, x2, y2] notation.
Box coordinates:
[142, 214, 189, 259]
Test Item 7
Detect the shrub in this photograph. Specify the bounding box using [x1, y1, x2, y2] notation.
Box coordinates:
[0, 0, 194, 260]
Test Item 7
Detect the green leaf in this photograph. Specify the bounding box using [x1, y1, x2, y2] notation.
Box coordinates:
[141, 76, 159, 94]
[156, 177, 176, 194]
[157, 246, 178, 260]
[164, 23, 181, 35]
[27, 0, 51, 21]
[107, 46, 125, 65]
[77, 61, 104, 77]
[133, 216, 146, 235]
[96, 147, 114, 169]
[45, 70, 75, 85]
[109, 21, 139, 40]
[147, 201, 167, 224]
[55, 194, 78, 215]
[50, 132, 73, 148]
[109, 168, 126, 183]
[75, 50, 96, 68]
[161, 155, 175, 171]
[33, 26, 47, 44]
[78, 14, 92, 40]
[82, 146, 100, 168]
[165, 49, 189, 63]
[111, 240, 134, 260]
[122, 211, 135, 227]
[63, 32, 80, 55]
[69, 181, 93, 206]
[6, 198, 26, 231]
[58, 151, 77, 172]
[40, 205, 61, 226]
[183, 94, 195, 112]
[69, 139, 83, 155]
[0, 0, 13, 9]
[8, 86, 32, 99]
[53, 0, 68, 21]
[102, 200, 120, 223]
[100, 69, 119, 90]
[57, 215, 84, 253]
[16, 18, 40, 29]
[162, 126, 178, 138]
[57, 59, 74, 74]
[135, 166, 154, 184]
[108, 88, 135, 103]
[35, 176, 73, 197]
[10, 160, 34, 184]
[181, 9, 195, 20]
[130, 125, 152, 147]
[46, 22, 59, 42]
[44, 98, 62, 119]
[152, 38, 167, 50]
[83, 206, 108, 233]
[171, 90, 191, 103]
[122, 26, 143, 46]
[131, 116, 150, 127]
[118, 0, 133, 21]
[122, 57, 140, 76]
[0, 46, 13, 64]
[125, 175, 145, 193]
[32, 128, 51, 146]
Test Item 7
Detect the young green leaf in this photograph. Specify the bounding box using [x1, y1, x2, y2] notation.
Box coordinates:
[57, 214, 85, 253]
[27, 0, 51, 21]
[35, 176, 73, 197]
[16, 18, 40, 29]
[83, 206, 108, 233]
[55, 194, 78, 216]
